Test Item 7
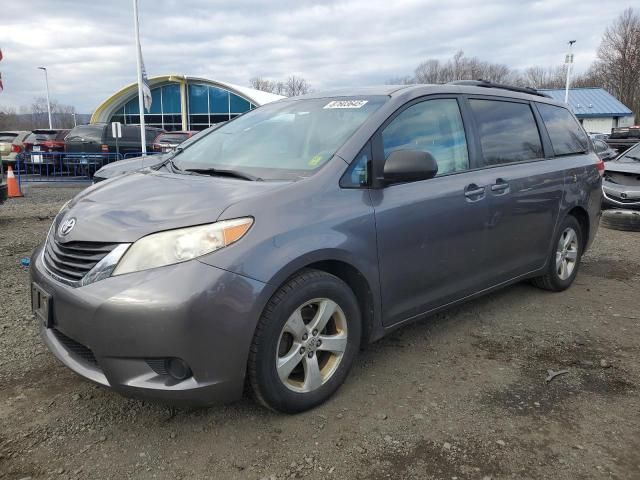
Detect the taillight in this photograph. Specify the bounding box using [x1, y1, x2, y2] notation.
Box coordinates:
[101, 144, 109, 152]
[11, 144, 22, 153]
[596, 158, 605, 177]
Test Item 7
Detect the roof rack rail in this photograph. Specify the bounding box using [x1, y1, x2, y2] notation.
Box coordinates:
[448, 79, 552, 98]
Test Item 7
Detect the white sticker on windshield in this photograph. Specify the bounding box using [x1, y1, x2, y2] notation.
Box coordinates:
[323, 100, 368, 109]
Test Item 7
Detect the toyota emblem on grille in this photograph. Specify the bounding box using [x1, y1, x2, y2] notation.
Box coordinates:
[59, 218, 76, 236]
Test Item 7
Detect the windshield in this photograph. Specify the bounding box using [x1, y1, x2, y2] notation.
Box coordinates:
[157, 133, 190, 144]
[620, 142, 640, 161]
[172, 96, 387, 180]
[0, 133, 18, 143]
[66, 125, 104, 141]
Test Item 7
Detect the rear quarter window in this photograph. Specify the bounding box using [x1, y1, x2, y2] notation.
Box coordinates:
[537, 103, 588, 156]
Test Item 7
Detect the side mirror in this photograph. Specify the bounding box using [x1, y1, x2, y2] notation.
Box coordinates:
[383, 150, 438, 185]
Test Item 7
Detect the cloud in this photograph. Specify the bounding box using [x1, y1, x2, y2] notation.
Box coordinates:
[0, 0, 629, 113]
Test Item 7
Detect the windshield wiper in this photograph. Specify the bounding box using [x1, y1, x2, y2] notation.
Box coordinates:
[623, 154, 640, 161]
[184, 167, 261, 181]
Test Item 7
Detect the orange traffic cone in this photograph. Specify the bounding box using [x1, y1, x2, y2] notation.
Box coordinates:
[7, 165, 23, 198]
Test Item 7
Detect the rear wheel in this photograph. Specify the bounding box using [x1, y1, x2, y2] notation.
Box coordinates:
[248, 269, 361, 413]
[531, 215, 583, 292]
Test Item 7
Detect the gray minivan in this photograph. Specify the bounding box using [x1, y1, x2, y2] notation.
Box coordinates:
[31, 82, 603, 412]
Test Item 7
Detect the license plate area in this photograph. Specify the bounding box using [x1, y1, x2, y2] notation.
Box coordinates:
[32, 282, 53, 328]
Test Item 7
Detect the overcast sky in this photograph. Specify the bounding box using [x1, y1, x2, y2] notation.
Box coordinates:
[0, 0, 631, 113]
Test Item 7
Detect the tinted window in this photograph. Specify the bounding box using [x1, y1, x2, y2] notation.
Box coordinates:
[382, 99, 469, 175]
[469, 99, 543, 166]
[537, 103, 588, 156]
[66, 126, 104, 142]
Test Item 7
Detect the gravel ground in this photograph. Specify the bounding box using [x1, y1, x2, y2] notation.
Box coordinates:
[1, 185, 639, 480]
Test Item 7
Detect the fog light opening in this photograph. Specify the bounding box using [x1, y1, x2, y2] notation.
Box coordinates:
[165, 358, 192, 380]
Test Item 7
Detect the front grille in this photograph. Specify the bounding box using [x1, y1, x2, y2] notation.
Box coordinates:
[43, 238, 118, 283]
[52, 329, 98, 366]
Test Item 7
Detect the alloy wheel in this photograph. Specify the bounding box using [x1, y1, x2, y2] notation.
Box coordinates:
[555, 227, 579, 280]
[276, 298, 348, 393]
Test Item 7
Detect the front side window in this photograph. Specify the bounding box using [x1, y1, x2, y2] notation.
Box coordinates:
[381, 99, 469, 175]
[537, 103, 588, 156]
[469, 99, 543, 166]
[172, 96, 387, 181]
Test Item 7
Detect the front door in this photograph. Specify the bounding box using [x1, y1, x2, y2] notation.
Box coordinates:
[370, 97, 494, 326]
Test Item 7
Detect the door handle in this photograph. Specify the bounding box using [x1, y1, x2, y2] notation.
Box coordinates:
[490, 178, 510, 194]
[464, 184, 486, 200]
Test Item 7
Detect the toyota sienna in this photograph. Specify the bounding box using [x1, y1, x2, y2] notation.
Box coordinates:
[31, 81, 603, 412]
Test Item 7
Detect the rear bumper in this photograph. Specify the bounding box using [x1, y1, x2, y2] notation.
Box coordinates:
[31, 243, 276, 406]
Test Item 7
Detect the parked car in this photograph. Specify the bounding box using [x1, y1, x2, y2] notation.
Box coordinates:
[602, 142, 640, 210]
[588, 132, 609, 142]
[64, 124, 164, 173]
[31, 81, 602, 412]
[0, 131, 31, 168]
[93, 126, 217, 183]
[22, 129, 70, 168]
[593, 139, 618, 161]
[152, 131, 197, 153]
[606, 125, 640, 154]
[0, 164, 7, 204]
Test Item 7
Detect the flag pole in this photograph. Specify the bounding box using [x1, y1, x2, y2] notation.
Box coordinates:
[133, 0, 147, 155]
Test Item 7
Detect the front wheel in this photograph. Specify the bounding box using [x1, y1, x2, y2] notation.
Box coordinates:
[248, 269, 361, 413]
[531, 215, 583, 292]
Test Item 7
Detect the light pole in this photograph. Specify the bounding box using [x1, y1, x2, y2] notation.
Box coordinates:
[37, 66, 53, 129]
[564, 40, 576, 105]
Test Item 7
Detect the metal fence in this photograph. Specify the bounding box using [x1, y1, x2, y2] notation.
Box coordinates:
[11, 151, 162, 185]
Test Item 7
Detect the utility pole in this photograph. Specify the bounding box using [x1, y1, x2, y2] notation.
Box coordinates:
[37, 66, 53, 129]
[564, 40, 576, 105]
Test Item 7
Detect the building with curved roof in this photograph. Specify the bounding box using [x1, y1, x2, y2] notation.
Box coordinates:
[91, 75, 284, 131]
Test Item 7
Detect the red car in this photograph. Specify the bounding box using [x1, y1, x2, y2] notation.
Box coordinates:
[152, 131, 197, 153]
[23, 129, 70, 166]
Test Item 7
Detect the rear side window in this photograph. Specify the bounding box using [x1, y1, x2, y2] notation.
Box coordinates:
[469, 99, 543, 166]
[537, 103, 588, 156]
[381, 98, 469, 176]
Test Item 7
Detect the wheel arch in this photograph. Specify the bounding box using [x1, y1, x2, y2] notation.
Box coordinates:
[566, 205, 590, 250]
[264, 251, 382, 345]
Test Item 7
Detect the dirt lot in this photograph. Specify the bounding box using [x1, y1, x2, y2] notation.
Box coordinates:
[1, 185, 639, 480]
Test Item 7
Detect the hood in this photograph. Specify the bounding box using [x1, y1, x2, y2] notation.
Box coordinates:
[605, 158, 640, 175]
[55, 170, 287, 243]
[95, 155, 166, 179]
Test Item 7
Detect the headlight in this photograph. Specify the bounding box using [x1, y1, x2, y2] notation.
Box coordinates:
[112, 217, 253, 276]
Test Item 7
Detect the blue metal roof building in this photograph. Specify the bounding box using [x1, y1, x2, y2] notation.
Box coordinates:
[539, 88, 634, 134]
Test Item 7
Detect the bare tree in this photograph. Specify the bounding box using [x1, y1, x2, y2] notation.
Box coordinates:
[592, 8, 640, 121]
[283, 76, 311, 97]
[249, 75, 311, 97]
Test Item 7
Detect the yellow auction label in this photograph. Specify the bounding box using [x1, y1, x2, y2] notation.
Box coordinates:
[308, 155, 323, 166]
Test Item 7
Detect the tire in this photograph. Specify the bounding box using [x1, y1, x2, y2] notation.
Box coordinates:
[601, 209, 640, 232]
[531, 215, 583, 292]
[248, 269, 361, 413]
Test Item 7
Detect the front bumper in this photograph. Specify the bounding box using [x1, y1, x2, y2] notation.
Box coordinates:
[31, 244, 275, 405]
[602, 182, 640, 210]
